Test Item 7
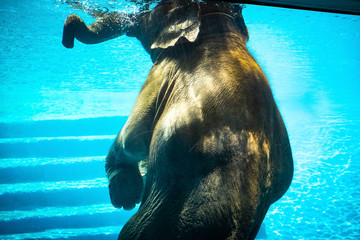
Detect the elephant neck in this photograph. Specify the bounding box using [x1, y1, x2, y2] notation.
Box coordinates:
[199, 13, 247, 43]
[202, 12, 235, 21]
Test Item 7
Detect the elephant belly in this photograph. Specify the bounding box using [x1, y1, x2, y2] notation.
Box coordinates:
[137, 123, 275, 240]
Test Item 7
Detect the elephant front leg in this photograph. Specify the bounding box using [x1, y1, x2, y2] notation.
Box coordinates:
[104, 70, 159, 211]
[106, 143, 144, 210]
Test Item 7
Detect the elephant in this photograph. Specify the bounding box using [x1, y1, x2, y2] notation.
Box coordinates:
[62, 0, 293, 239]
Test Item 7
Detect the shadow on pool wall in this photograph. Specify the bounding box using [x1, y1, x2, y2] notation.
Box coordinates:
[0, 0, 359, 239]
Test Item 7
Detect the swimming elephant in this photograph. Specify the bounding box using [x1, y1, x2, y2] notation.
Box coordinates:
[62, 0, 293, 239]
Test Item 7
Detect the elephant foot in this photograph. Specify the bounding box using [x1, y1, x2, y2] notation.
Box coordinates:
[108, 165, 143, 210]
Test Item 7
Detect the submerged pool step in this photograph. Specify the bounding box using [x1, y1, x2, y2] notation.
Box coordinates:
[0, 156, 106, 184]
[0, 156, 112, 210]
[0, 117, 127, 139]
[0, 135, 115, 158]
[1, 226, 121, 240]
[0, 117, 124, 158]
[0, 156, 105, 169]
[0, 178, 110, 211]
[0, 204, 138, 235]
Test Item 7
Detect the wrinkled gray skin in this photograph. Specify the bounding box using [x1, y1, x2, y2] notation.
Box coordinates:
[63, 0, 293, 239]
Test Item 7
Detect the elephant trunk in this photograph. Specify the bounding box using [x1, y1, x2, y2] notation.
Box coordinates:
[62, 13, 135, 48]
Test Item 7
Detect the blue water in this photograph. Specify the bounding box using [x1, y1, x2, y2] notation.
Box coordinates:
[1, 0, 360, 239]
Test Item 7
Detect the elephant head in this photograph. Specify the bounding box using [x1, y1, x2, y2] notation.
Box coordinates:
[129, 0, 202, 50]
[63, 1, 293, 239]
[63, 0, 248, 61]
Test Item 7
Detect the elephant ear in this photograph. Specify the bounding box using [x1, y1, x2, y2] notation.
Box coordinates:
[151, 5, 200, 49]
